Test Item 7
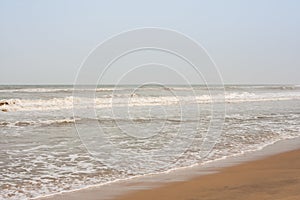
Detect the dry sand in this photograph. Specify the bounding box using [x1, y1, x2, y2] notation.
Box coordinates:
[116, 149, 300, 200]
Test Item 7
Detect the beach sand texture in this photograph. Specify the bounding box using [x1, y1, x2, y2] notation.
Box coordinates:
[116, 149, 300, 200]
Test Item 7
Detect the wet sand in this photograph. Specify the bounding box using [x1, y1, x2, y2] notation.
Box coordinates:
[116, 149, 300, 200]
[38, 138, 300, 200]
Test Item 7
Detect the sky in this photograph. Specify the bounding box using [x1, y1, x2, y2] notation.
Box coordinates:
[0, 0, 299, 85]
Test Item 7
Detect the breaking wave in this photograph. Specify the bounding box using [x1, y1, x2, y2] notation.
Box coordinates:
[1, 91, 300, 112]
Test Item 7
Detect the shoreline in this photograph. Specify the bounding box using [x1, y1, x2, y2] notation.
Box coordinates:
[117, 148, 300, 200]
[38, 136, 300, 200]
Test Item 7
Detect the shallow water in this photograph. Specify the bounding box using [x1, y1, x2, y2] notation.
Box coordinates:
[0, 85, 300, 199]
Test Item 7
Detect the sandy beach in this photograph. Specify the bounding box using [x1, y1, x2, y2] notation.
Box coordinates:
[116, 149, 300, 200]
[1, 1, 300, 199]
[37, 139, 300, 200]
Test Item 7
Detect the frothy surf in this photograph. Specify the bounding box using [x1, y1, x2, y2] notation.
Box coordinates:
[0, 85, 300, 199]
[0, 91, 300, 112]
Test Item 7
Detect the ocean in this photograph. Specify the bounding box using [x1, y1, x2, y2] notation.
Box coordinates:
[0, 85, 300, 199]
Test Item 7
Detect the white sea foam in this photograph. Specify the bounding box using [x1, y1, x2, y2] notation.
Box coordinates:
[1, 86, 300, 200]
[0, 91, 300, 112]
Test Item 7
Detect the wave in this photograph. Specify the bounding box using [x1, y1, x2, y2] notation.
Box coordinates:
[224, 92, 300, 103]
[0, 116, 197, 128]
[1, 91, 300, 112]
[0, 88, 73, 93]
[0, 87, 132, 93]
[224, 85, 300, 90]
[0, 118, 78, 128]
[0, 97, 75, 112]
[0, 85, 299, 94]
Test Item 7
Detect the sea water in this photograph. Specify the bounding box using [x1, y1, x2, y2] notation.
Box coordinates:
[0, 85, 299, 199]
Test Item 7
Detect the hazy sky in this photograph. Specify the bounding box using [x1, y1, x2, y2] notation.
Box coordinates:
[0, 0, 299, 85]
